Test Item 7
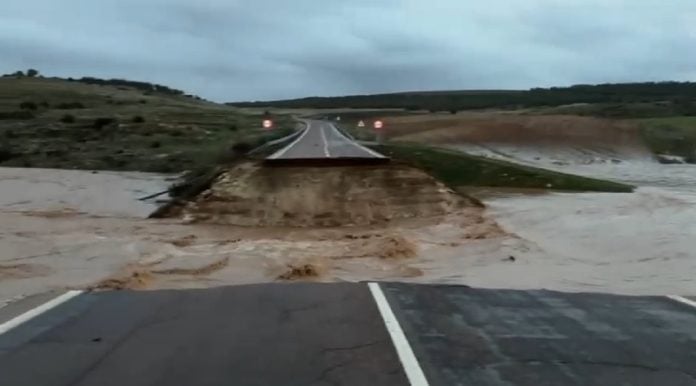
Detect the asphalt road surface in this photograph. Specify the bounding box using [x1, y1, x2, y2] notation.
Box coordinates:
[267, 120, 386, 160]
[1, 283, 696, 386]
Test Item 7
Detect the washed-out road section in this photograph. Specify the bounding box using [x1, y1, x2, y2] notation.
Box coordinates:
[1, 283, 696, 386]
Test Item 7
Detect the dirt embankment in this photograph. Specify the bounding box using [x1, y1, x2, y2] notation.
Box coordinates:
[163, 162, 475, 227]
[385, 113, 651, 159]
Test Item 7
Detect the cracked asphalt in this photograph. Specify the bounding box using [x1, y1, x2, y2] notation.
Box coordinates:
[1, 283, 695, 386]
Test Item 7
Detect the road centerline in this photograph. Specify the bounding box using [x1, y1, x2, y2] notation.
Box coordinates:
[320, 124, 331, 157]
[368, 282, 429, 386]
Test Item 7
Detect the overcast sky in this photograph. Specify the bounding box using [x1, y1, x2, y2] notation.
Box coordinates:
[2, 0, 695, 101]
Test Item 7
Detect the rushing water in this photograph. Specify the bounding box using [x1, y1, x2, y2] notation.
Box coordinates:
[480, 161, 696, 295]
[1, 159, 694, 300]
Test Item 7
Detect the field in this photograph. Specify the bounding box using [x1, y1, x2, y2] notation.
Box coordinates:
[371, 143, 634, 193]
[0, 77, 295, 172]
[634, 116, 696, 162]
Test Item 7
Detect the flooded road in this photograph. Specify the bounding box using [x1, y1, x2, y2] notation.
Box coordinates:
[475, 161, 696, 295]
[1, 160, 695, 303]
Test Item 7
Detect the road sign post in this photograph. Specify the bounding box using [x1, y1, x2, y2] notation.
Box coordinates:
[373, 120, 385, 143]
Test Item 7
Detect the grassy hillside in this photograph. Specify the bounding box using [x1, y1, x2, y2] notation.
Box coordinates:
[372, 143, 635, 193]
[636, 117, 696, 162]
[0, 77, 295, 172]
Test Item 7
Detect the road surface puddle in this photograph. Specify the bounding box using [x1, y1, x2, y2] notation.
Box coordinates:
[1, 161, 695, 304]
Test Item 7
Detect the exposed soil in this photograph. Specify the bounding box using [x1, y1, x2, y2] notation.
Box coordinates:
[92, 269, 154, 291]
[167, 162, 472, 227]
[276, 261, 324, 281]
[152, 257, 229, 276]
[389, 113, 641, 145]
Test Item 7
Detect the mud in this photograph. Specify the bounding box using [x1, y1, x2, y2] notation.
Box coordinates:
[276, 261, 324, 281]
[172, 162, 466, 227]
[2, 156, 694, 302]
[92, 270, 154, 291]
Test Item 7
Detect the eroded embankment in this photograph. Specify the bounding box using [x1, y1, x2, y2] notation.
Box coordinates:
[160, 162, 480, 227]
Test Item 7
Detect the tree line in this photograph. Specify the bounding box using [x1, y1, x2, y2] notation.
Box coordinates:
[228, 82, 696, 112]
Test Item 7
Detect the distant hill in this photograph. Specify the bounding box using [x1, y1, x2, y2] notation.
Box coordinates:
[228, 82, 696, 112]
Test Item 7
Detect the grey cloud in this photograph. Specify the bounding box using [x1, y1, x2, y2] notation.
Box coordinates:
[1, 0, 695, 101]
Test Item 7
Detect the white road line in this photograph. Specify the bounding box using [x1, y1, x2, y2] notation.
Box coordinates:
[267, 121, 312, 159]
[329, 124, 386, 158]
[667, 295, 696, 309]
[320, 124, 331, 157]
[0, 290, 83, 335]
[368, 283, 429, 386]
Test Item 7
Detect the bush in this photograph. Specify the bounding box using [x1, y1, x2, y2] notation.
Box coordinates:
[26, 69, 39, 77]
[4, 129, 17, 138]
[132, 115, 145, 123]
[40, 101, 50, 108]
[60, 114, 76, 124]
[0, 147, 17, 162]
[228, 124, 238, 131]
[19, 101, 38, 110]
[93, 117, 115, 129]
[150, 141, 162, 148]
[231, 142, 253, 155]
[0, 111, 35, 120]
[56, 102, 85, 109]
[169, 130, 184, 137]
[139, 99, 148, 104]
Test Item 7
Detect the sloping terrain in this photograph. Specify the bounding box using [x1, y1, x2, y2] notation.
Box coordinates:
[0, 76, 293, 172]
[166, 162, 475, 227]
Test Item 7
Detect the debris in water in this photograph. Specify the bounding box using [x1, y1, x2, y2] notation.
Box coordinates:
[277, 263, 322, 281]
[91, 270, 153, 291]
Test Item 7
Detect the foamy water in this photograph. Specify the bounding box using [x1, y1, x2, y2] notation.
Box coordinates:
[1, 158, 694, 300]
[473, 150, 696, 295]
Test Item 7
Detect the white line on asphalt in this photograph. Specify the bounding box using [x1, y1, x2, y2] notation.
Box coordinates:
[329, 124, 386, 158]
[320, 124, 331, 157]
[667, 295, 696, 309]
[267, 121, 312, 159]
[0, 290, 83, 335]
[368, 283, 429, 386]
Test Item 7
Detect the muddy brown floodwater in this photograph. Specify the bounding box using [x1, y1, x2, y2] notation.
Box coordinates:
[1, 160, 695, 306]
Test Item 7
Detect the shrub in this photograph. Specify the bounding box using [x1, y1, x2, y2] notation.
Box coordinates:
[228, 124, 238, 131]
[132, 115, 145, 123]
[26, 69, 39, 77]
[4, 129, 17, 138]
[150, 141, 162, 148]
[139, 99, 148, 104]
[231, 142, 253, 155]
[93, 117, 115, 129]
[19, 101, 38, 110]
[169, 130, 184, 137]
[60, 114, 76, 124]
[56, 102, 85, 109]
[0, 147, 17, 162]
[0, 111, 35, 120]
[39, 101, 50, 108]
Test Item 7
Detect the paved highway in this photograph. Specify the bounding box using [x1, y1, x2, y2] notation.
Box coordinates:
[267, 120, 387, 161]
[1, 283, 696, 385]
